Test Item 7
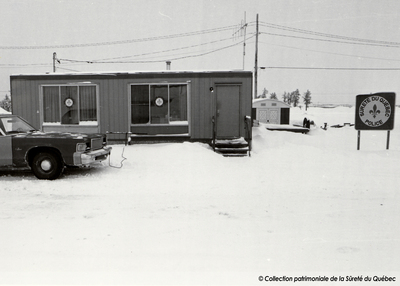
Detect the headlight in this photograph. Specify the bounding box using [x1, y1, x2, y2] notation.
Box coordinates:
[76, 143, 88, 152]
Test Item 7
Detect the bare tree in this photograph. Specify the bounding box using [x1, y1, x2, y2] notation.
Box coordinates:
[291, 89, 300, 107]
[0, 94, 11, 112]
[303, 90, 312, 111]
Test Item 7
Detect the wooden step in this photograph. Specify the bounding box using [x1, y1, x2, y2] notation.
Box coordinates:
[213, 137, 250, 157]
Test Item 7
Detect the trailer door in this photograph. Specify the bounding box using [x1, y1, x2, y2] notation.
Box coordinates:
[216, 85, 240, 138]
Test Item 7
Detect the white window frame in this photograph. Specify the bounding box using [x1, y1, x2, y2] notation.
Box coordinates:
[128, 82, 191, 127]
[40, 84, 99, 127]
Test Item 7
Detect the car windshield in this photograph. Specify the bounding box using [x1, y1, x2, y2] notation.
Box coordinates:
[0, 116, 37, 135]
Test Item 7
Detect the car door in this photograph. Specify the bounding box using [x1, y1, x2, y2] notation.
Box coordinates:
[0, 133, 12, 166]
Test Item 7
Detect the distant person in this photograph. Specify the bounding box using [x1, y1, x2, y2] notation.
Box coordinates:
[303, 117, 308, 128]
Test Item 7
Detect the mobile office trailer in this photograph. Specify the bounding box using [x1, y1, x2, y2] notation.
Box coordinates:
[10, 70, 253, 144]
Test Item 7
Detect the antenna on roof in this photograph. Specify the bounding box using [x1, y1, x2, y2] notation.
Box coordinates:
[232, 12, 248, 70]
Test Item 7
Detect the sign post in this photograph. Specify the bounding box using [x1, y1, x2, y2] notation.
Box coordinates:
[355, 92, 396, 150]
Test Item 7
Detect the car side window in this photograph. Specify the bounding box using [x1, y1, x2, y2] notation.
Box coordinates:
[0, 117, 35, 134]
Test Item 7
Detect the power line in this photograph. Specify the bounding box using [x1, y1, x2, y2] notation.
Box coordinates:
[259, 40, 400, 62]
[3, 19, 399, 70]
[0, 29, 247, 68]
[0, 63, 51, 68]
[0, 34, 254, 69]
[0, 25, 238, 50]
[260, 22, 400, 47]
[260, 31, 400, 48]
[86, 35, 237, 62]
[56, 66, 81, 72]
[58, 35, 255, 65]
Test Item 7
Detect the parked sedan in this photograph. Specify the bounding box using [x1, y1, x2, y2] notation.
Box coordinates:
[0, 114, 112, 180]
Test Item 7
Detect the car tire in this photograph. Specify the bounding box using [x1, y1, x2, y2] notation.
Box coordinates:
[31, 152, 64, 180]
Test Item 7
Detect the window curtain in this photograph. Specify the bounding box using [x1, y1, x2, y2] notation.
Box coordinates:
[169, 85, 187, 122]
[150, 85, 168, 124]
[79, 86, 97, 121]
[43, 86, 60, 123]
[131, 85, 150, 124]
[61, 86, 79, 124]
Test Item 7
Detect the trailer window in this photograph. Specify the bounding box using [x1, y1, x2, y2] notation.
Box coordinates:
[131, 84, 188, 125]
[131, 85, 150, 124]
[42, 85, 97, 125]
[169, 85, 188, 123]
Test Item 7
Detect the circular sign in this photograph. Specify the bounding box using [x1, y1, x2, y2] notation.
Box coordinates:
[155, 97, 164, 107]
[64, 98, 74, 108]
[358, 96, 391, 128]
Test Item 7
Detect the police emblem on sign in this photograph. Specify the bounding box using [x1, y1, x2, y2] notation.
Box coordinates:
[355, 92, 396, 130]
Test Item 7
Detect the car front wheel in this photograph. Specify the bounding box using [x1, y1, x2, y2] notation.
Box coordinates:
[31, 152, 64, 180]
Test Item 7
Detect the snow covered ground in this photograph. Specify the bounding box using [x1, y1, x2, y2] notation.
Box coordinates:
[1, 106, 399, 285]
[0, 107, 10, 114]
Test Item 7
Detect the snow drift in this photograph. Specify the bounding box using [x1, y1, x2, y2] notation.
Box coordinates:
[0, 107, 399, 285]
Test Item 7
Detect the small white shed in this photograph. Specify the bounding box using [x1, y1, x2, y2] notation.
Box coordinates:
[252, 98, 290, 124]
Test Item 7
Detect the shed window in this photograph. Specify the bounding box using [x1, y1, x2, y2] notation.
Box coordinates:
[131, 84, 188, 125]
[42, 85, 97, 125]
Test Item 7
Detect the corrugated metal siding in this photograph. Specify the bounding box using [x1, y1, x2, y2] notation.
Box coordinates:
[97, 78, 130, 134]
[243, 79, 253, 137]
[192, 76, 204, 139]
[189, 75, 215, 140]
[102, 79, 116, 133]
[11, 71, 252, 140]
[117, 79, 129, 133]
[11, 79, 41, 129]
[98, 79, 108, 133]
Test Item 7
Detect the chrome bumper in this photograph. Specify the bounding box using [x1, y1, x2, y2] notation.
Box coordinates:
[73, 146, 112, 166]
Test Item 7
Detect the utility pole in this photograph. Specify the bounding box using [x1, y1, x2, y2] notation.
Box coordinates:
[53, 52, 57, 72]
[254, 14, 259, 99]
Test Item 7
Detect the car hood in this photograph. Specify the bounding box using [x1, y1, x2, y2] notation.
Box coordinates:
[14, 131, 104, 140]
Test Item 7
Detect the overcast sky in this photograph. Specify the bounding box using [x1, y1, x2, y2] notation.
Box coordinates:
[1, 0, 400, 104]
